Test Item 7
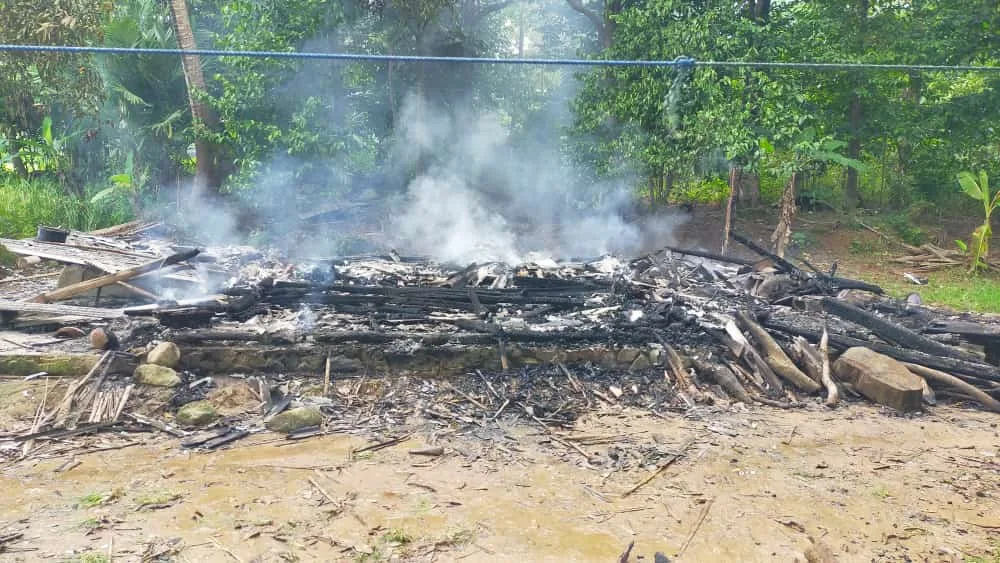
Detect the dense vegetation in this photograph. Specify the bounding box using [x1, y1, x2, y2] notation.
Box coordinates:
[1, 0, 998, 241]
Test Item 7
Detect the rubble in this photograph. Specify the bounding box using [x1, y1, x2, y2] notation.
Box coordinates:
[0, 222, 998, 465]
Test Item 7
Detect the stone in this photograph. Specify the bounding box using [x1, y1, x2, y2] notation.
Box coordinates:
[175, 400, 218, 426]
[89, 327, 119, 351]
[265, 406, 324, 434]
[134, 364, 181, 387]
[147, 342, 181, 369]
[832, 347, 924, 412]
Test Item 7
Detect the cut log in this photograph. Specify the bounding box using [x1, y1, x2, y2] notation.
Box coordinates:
[902, 363, 1000, 413]
[832, 347, 924, 412]
[31, 249, 199, 304]
[821, 298, 978, 363]
[736, 311, 821, 393]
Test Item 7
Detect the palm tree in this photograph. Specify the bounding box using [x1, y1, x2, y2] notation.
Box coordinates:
[168, 0, 221, 200]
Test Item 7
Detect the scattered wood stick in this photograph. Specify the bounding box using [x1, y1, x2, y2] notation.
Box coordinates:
[616, 540, 635, 563]
[31, 249, 199, 304]
[622, 439, 694, 498]
[352, 434, 410, 456]
[678, 497, 714, 557]
[209, 537, 243, 562]
[447, 382, 489, 411]
[308, 476, 338, 505]
[323, 353, 331, 397]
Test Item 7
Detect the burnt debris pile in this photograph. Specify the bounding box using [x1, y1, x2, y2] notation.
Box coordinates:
[1, 223, 998, 459]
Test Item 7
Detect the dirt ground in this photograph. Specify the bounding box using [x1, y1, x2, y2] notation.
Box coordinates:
[1, 387, 997, 562]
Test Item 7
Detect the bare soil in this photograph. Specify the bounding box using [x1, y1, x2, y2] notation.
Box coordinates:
[1, 381, 997, 562]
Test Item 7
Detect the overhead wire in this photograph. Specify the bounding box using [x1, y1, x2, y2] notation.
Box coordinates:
[1, 44, 999, 73]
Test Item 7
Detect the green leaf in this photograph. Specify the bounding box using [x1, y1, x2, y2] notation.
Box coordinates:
[109, 173, 131, 188]
[955, 239, 968, 252]
[90, 186, 117, 204]
[41, 117, 53, 146]
[758, 138, 774, 154]
[957, 171, 984, 201]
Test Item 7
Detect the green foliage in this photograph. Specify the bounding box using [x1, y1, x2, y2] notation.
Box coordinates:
[956, 170, 1000, 272]
[883, 212, 927, 247]
[0, 176, 133, 238]
[669, 177, 729, 205]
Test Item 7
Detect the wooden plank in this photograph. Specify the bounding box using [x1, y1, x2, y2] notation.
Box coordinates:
[0, 299, 124, 319]
[31, 249, 200, 304]
[0, 237, 154, 272]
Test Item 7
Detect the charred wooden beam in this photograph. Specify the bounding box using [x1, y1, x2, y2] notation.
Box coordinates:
[820, 298, 978, 363]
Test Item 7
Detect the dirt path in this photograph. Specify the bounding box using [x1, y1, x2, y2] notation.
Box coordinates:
[1, 402, 997, 562]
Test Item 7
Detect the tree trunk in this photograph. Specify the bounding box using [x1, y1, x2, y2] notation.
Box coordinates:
[771, 172, 799, 258]
[844, 93, 863, 210]
[169, 0, 221, 201]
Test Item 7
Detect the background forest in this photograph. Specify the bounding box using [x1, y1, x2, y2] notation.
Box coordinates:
[1, 0, 999, 259]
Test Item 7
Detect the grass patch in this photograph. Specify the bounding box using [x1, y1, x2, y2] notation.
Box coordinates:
[70, 552, 110, 563]
[0, 176, 132, 238]
[383, 528, 414, 546]
[877, 269, 1000, 313]
[76, 489, 122, 509]
[135, 491, 181, 508]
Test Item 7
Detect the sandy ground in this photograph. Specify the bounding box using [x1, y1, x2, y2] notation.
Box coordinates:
[1, 392, 997, 563]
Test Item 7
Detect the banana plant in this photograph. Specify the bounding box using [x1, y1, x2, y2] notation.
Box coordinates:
[956, 170, 1000, 273]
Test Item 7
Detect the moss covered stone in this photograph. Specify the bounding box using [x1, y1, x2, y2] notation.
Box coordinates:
[175, 400, 219, 426]
[134, 364, 181, 387]
[265, 407, 324, 434]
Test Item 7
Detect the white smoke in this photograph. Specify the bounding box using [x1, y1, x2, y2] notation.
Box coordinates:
[388, 94, 677, 264]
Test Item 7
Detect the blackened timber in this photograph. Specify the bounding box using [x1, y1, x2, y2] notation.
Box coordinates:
[764, 319, 1000, 386]
[820, 297, 978, 362]
[731, 232, 883, 295]
[924, 320, 1000, 340]
[731, 233, 800, 274]
[656, 245, 755, 266]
